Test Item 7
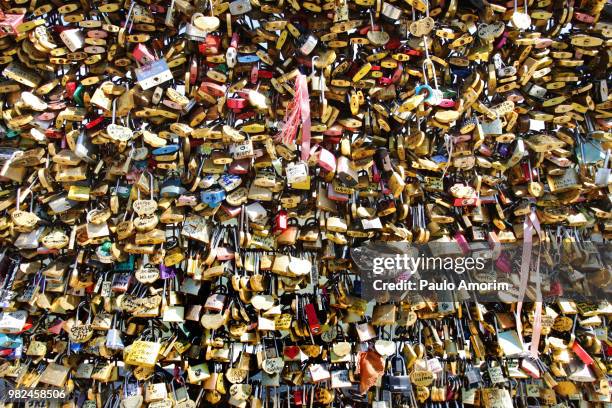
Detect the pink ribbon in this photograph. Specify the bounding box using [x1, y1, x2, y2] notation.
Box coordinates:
[297, 75, 311, 162]
[531, 250, 543, 358]
[516, 208, 542, 358]
[275, 73, 311, 162]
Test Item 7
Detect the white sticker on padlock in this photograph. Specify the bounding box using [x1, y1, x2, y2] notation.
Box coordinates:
[229, 0, 252, 14]
[285, 161, 308, 183]
[231, 140, 254, 159]
[135, 59, 173, 90]
[107, 124, 134, 142]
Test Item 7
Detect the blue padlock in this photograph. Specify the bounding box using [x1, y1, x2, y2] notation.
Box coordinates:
[201, 188, 226, 208]
[116, 185, 131, 199]
[70, 341, 83, 353]
[160, 177, 185, 198]
[237, 54, 260, 63]
[451, 67, 471, 79]
[115, 254, 135, 272]
[0, 333, 22, 349]
[219, 174, 242, 191]
[152, 144, 180, 156]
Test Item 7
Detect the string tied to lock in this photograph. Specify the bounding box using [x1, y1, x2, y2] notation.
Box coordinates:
[275, 73, 312, 162]
[441, 134, 453, 179]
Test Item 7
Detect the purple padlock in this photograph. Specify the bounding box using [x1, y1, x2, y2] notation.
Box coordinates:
[494, 31, 507, 50]
[160, 264, 176, 279]
[498, 143, 511, 158]
[494, 252, 512, 274]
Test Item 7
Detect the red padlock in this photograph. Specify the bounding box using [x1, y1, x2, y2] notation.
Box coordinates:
[358, 23, 381, 34]
[65, 81, 77, 99]
[227, 97, 248, 110]
[385, 36, 401, 50]
[453, 197, 479, 207]
[304, 303, 321, 335]
[198, 34, 221, 55]
[258, 70, 274, 79]
[235, 111, 256, 121]
[199, 82, 226, 97]
[45, 129, 64, 139]
[273, 210, 288, 235]
[572, 341, 594, 366]
[547, 281, 563, 297]
[574, 12, 595, 23]
[520, 161, 532, 183]
[294, 389, 304, 406]
[323, 125, 343, 136]
[438, 99, 456, 108]
[132, 43, 156, 64]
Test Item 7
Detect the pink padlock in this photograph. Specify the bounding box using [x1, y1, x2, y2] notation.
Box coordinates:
[132, 43, 156, 64]
[574, 12, 595, 23]
[315, 146, 336, 173]
[494, 251, 511, 274]
[454, 231, 471, 256]
[0, 14, 24, 36]
[323, 124, 343, 136]
[390, 63, 403, 84]
[378, 77, 393, 86]
[438, 99, 456, 108]
[371, 164, 381, 183]
[327, 183, 349, 202]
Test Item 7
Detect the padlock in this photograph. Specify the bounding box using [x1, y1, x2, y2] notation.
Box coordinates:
[132, 44, 156, 65]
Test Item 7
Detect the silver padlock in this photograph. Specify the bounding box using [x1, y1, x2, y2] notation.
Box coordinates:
[135, 59, 173, 90]
[595, 149, 611, 187]
[229, 0, 252, 15]
[105, 314, 124, 351]
[60, 28, 85, 52]
[381, 2, 402, 20]
[75, 130, 98, 163]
